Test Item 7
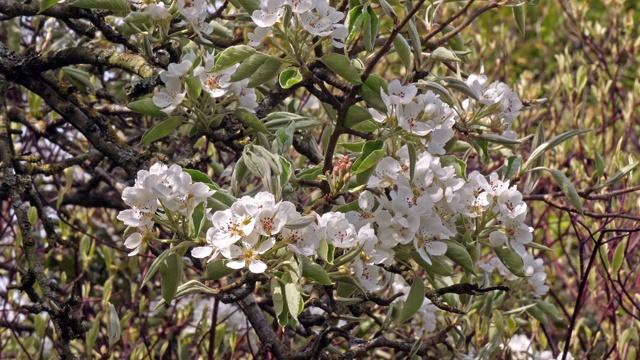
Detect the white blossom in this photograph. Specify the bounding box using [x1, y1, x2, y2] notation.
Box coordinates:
[248, 26, 272, 47]
[144, 2, 169, 20]
[195, 53, 236, 98]
[153, 78, 186, 114]
[382, 80, 417, 106]
[225, 232, 274, 273]
[251, 0, 285, 27]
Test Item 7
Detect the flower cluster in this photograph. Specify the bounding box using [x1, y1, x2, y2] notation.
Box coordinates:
[177, 0, 213, 41]
[480, 253, 549, 297]
[153, 51, 258, 114]
[191, 192, 298, 272]
[475, 172, 533, 256]
[370, 80, 457, 155]
[464, 74, 524, 138]
[118, 144, 539, 297]
[250, 0, 347, 48]
[117, 163, 215, 256]
[369, 76, 525, 154]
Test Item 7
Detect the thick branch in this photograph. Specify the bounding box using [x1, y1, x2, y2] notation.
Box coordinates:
[239, 293, 290, 359]
[0, 43, 144, 176]
[24, 46, 157, 78]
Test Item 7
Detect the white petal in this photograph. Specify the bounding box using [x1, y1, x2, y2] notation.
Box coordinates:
[226, 260, 246, 269]
[248, 259, 267, 273]
[257, 237, 275, 254]
[191, 246, 213, 259]
[124, 233, 142, 249]
[426, 241, 447, 256]
[417, 248, 432, 265]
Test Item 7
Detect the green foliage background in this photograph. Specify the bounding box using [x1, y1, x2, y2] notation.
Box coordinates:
[466, 0, 640, 357]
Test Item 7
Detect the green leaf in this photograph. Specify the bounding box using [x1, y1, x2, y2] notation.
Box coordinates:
[535, 300, 562, 320]
[235, 0, 260, 13]
[478, 133, 522, 145]
[62, 67, 94, 92]
[153, 280, 219, 310]
[86, 311, 101, 356]
[159, 253, 183, 304]
[430, 47, 461, 62]
[513, 5, 526, 36]
[183, 169, 216, 187]
[471, 138, 490, 165]
[106, 303, 121, 348]
[361, 74, 388, 112]
[275, 120, 295, 153]
[368, 7, 380, 50]
[547, 168, 583, 215]
[202, 259, 235, 280]
[416, 80, 457, 104]
[594, 151, 605, 180]
[406, 17, 422, 68]
[28, 206, 38, 227]
[397, 279, 425, 324]
[212, 45, 256, 72]
[612, 240, 625, 273]
[502, 155, 522, 181]
[441, 25, 465, 52]
[321, 53, 363, 85]
[300, 256, 332, 285]
[127, 97, 168, 117]
[72, 0, 129, 11]
[526, 303, 548, 325]
[442, 240, 475, 275]
[318, 238, 334, 264]
[493, 310, 505, 336]
[594, 162, 639, 191]
[352, 140, 385, 175]
[362, 10, 372, 52]
[230, 54, 269, 82]
[279, 156, 292, 188]
[39, 0, 61, 13]
[378, 0, 397, 20]
[411, 251, 454, 277]
[344, 106, 373, 128]
[247, 58, 282, 88]
[441, 77, 477, 101]
[278, 69, 303, 89]
[140, 116, 184, 144]
[141, 250, 173, 287]
[393, 34, 412, 69]
[346, 5, 364, 34]
[335, 297, 364, 306]
[494, 247, 525, 277]
[271, 278, 284, 315]
[526, 242, 552, 252]
[191, 203, 206, 236]
[284, 283, 303, 323]
[242, 148, 271, 181]
[333, 275, 366, 295]
[185, 75, 202, 100]
[236, 108, 271, 135]
[521, 129, 591, 172]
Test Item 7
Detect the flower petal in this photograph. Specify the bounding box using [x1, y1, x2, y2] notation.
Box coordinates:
[426, 241, 447, 256]
[226, 260, 246, 269]
[248, 259, 267, 273]
[191, 246, 213, 259]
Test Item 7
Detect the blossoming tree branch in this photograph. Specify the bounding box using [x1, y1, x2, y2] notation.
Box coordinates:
[1, 0, 613, 358]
